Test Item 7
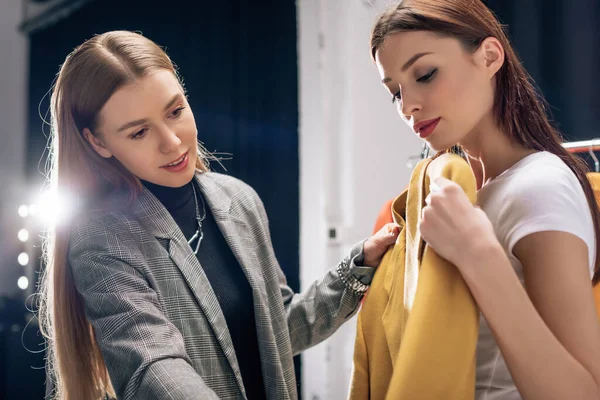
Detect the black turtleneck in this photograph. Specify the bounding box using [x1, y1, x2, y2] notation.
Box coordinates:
[143, 179, 266, 400]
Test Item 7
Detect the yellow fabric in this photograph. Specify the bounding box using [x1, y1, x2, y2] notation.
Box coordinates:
[588, 172, 600, 211]
[349, 154, 479, 400]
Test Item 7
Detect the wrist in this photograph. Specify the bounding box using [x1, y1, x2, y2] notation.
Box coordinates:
[362, 238, 380, 268]
[354, 239, 366, 266]
[460, 238, 505, 276]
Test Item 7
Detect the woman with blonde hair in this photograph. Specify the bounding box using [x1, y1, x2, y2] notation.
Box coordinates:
[39, 30, 398, 400]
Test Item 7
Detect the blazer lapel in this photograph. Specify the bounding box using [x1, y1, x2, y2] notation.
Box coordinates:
[381, 159, 431, 366]
[381, 190, 408, 366]
[404, 158, 430, 317]
[133, 181, 247, 398]
[195, 174, 267, 299]
[197, 173, 291, 400]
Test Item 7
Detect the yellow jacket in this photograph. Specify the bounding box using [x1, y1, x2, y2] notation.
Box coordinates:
[349, 154, 479, 400]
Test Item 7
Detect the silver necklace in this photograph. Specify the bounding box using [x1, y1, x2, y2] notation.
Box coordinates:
[188, 182, 206, 254]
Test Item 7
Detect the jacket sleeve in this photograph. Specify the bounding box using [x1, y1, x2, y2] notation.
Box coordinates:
[250, 189, 375, 355]
[278, 242, 373, 355]
[68, 217, 220, 400]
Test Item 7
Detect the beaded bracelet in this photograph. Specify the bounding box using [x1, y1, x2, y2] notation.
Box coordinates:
[336, 257, 369, 295]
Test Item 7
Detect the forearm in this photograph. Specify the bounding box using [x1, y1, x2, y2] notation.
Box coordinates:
[286, 267, 364, 354]
[285, 242, 374, 355]
[460, 245, 600, 400]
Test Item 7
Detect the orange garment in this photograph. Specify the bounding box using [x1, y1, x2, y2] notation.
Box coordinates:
[587, 172, 600, 322]
[372, 199, 394, 234]
[589, 172, 600, 209]
[362, 199, 395, 303]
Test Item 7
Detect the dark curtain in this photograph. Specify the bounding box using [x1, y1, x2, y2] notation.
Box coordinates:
[486, 0, 600, 142]
[23, 0, 300, 398]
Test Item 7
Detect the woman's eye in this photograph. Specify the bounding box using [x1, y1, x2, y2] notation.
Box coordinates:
[131, 128, 147, 140]
[391, 92, 402, 104]
[171, 106, 186, 118]
[417, 68, 437, 83]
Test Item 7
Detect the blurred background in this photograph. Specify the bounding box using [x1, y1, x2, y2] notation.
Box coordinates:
[0, 0, 598, 399]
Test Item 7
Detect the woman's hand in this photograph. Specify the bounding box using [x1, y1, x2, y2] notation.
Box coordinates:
[363, 223, 400, 267]
[419, 177, 500, 270]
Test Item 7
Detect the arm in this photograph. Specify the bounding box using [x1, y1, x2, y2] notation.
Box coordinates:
[250, 188, 397, 354]
[421, 177, 600, 400]
[462, 232, 600, 400]
[277, 241, 372, 354]
[69, 219, 220, 400]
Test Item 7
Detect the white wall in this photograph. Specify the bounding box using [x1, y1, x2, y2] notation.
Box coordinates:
[0, 0, 29, 297]
[298, 0, 423, 399]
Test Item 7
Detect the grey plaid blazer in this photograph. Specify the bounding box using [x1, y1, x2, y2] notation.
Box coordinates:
[68, 172, 373, 400]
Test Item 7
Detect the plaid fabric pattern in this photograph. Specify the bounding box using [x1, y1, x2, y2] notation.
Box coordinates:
[69, 172, 372, 400]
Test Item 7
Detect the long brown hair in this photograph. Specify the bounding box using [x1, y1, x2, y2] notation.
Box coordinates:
[370, 0, 600, 285]
[39, 31, 210, 400]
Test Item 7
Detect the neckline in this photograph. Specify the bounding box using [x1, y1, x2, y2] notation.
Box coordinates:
[143, 179, 195, 210]
[480, 151, 546, 190]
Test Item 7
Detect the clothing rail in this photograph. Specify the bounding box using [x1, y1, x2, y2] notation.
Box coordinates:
[406, 140, 599, 169]
[563, 139, 600, 172]
[563, 140, 600, 154]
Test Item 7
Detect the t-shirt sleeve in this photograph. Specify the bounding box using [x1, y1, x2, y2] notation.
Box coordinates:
[498, 167, 593, 259]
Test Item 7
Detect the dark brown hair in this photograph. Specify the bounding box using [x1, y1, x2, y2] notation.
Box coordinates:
[371, 0, 600, 284]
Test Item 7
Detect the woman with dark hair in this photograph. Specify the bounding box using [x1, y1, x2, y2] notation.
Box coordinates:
[367, 0, 600, 398]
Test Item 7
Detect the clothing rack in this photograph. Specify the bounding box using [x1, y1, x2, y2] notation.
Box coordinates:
[563, 140, 600, 154]
[563, 139, 600, 172]
[407, 140, 600, 169]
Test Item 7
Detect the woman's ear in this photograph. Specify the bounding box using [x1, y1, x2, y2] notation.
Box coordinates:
[478, 36, 505, 79]
[83, 128, 112, 158]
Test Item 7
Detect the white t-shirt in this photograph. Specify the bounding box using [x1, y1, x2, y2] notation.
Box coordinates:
[474, 151, 596, 400]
